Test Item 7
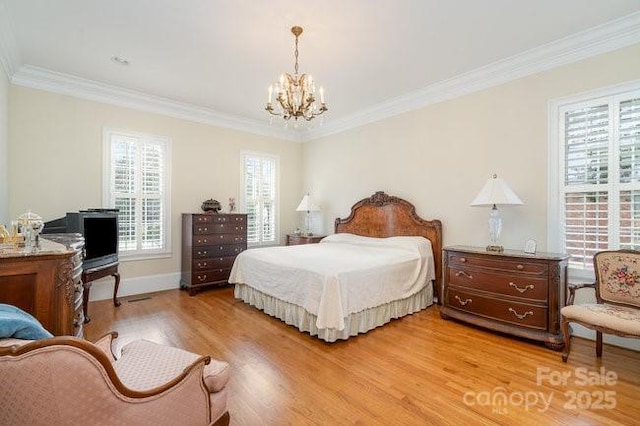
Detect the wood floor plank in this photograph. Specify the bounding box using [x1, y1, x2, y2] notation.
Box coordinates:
[84, 287, 640, 425]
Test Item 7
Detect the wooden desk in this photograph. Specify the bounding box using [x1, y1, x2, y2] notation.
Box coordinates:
[82, 261, 121, 323]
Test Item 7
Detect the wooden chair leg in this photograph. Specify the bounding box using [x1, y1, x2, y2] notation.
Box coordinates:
[596, 331, 603, 357]
[561, 317, 571, 362]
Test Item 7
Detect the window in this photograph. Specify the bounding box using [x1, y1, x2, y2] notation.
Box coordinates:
[549, 82, 640, 274]
[103, 128, 171, 258]
[241, 152, 279, 246]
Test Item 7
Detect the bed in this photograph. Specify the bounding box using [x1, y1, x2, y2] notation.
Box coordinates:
[229, 191, 443, 342]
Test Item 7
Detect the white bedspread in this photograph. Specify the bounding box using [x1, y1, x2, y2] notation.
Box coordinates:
[228, 233, 435, 331]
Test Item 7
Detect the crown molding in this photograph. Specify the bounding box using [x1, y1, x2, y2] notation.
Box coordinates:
[305, 11, 640, 141]
[6, 11, 640, 143]
[11, 65, 303, 142]
[0, 0, 20, 78]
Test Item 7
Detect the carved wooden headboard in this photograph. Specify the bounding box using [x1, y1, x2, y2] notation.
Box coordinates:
[334, 191, 443, 303]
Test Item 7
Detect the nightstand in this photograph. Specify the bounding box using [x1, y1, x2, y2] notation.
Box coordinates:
[286, 234, 326, 246]
[440, 245, 568, 350]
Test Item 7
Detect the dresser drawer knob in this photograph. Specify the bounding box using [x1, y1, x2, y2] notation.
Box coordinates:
[509, 282, 534, 293]
[460, 257, 467, 263]
[508, 308, 533, 320]
[516, 264, 524, 270]
[198, 262, 207, 268]
[197, 250, 208, 256]
[454, 295, 472, 306]
[455, 270, 473, 279]
[197, 274, 207, 282]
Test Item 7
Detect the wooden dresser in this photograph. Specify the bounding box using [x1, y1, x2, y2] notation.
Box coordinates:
[181, 213, 247, 295]
[286, 234, 326, 245]
[0, 235, 85, 337]
[440, 246, 568, 349]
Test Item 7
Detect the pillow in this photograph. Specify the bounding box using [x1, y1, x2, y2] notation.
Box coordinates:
[0, 304, 53, 340]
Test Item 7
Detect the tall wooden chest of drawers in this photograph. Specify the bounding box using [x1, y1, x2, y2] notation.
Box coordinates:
[440, 246, 568, 350]
[181, 213, 247, 295]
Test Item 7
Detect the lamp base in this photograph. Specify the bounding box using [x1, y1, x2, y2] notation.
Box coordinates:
[486, 245, 504, 252]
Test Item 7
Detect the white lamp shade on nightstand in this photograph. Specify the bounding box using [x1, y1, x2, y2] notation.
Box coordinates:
[296, 194, 319, 212]
[296, 193, 320, 236]
[471, 174, 523, 252]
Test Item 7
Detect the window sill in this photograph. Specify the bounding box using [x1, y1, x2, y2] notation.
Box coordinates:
[119, 252, 172, 262]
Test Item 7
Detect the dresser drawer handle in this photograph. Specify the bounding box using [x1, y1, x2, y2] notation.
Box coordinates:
[460, 257, 467, 263]
[197, 238, 207, 244]
[198, 262, 207, 268]
[516, 264, 524, 270]
[197, 274, 207, 282]
[508, 308, 533, 320]
[509, 282, 534, 293]
[202, 227, 208, 232]
[455, 271, 473, 279]
[454, 295, 472, 306]
[197, 250, 208, 256]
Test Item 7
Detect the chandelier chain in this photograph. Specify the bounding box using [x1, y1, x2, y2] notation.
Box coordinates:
[294, 34, 299, 76]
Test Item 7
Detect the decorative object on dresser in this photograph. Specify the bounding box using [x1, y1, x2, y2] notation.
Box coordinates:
[470, 174, 523, 252]
[561, 250, 640, 362]
[440, 246, 568, 350]
[181, 213, 247, 296]
[286, 234, 326, 246]
[296, 193, 320, 236]
[0, 235, 85, 337]
[201, 199, 222, 213]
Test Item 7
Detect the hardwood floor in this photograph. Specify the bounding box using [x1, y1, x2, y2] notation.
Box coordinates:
[84, 287, 640, 425]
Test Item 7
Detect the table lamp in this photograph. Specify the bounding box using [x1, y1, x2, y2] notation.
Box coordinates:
[470, 174, 523, 252]
[296, 193, 319, 236]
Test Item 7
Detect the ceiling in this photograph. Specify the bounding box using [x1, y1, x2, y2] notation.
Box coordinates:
[2, 1, 640, 140]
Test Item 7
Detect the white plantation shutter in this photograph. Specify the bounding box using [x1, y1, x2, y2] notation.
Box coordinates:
[104, 129, 171, 257]
[558, 88, 640, 270]
[242, 152, 278, 246]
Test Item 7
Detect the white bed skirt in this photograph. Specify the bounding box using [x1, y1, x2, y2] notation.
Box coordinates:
[233, 282, 434, 342]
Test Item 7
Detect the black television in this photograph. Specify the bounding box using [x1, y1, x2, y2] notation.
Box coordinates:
[43, 209, 119, 271]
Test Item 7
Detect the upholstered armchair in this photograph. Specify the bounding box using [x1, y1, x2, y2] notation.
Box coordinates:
[561, 250, 640, 362]
[0, 332, 230, 425]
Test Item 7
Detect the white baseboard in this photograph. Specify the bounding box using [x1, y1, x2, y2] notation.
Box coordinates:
[87, 272, 181, 302]
[571, 324, 640, 352]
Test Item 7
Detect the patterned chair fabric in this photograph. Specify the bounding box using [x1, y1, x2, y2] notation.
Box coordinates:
[561, 250, 640, 362]
[0, 332, 230, 426]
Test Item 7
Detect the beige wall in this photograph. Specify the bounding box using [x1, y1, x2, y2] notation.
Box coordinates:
[0, 66, 8, 224]
[8, 86, 303, 283]
[303, 44, 640, 252]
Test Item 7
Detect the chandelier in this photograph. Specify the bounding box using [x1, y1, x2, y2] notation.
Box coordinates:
[266, 26, 327, 121]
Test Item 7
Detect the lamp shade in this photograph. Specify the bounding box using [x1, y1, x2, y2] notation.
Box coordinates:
[470, 175, 523, 207]
[296, 194, 319, 212]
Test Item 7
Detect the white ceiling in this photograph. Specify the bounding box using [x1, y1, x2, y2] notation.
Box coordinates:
[2, 1, 640, 140]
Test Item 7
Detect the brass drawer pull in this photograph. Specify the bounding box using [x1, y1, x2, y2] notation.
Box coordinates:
[509, 282, 534, 293]
[197, 250, 208, 256]
[197, 274, 207, 282]
[454, 295, 472, 306]
[198, 262, 207, 268]
[459, 257, 466, 263]
[508, 308, 533, 320]
[455, 271, 473, 279]
[516, 264, 524, 270]
[197, 238, 207, 244]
